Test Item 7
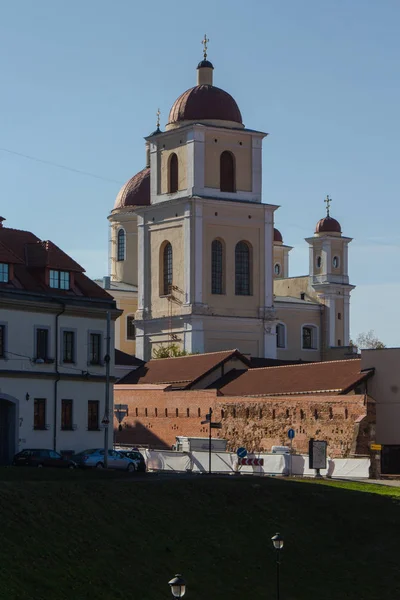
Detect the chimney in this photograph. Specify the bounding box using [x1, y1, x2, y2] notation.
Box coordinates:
[0, 217, 5, 228]
[103, 276, 111, 290]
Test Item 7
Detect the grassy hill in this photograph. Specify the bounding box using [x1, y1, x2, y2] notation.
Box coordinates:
[0, 470, 399, 599]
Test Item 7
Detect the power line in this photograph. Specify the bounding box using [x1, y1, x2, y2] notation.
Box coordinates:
[0, 147, 123, 184]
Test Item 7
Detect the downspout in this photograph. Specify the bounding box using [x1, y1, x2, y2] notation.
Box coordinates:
[54, 303, 66, 451]
[320, 305, 324, 362]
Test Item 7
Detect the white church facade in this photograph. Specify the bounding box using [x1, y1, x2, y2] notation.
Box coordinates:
[107, 43, 355, 362]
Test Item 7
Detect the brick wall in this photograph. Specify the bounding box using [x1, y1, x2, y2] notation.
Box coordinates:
[114, 386, 375, 458]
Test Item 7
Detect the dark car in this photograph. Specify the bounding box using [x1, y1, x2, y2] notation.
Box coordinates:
[13, 449, 76, 469]
[119, 450, 146, 472]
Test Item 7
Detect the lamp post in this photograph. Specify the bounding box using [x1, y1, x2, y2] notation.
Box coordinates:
[168, 574, 186, 598]
[271, 533, 284, 600]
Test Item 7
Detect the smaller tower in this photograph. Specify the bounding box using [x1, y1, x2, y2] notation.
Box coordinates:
[306, 195, 355, 348]
[273, 228, 292, 279]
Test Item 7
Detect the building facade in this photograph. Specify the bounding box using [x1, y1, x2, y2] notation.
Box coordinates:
[0, 219, 120, 463]
[106, 45, 355, 362]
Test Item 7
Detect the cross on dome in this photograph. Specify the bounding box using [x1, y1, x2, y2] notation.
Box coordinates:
[324, 194, 332, 216]
[156, 108, 161, 129]
[202, 34, 209, 60]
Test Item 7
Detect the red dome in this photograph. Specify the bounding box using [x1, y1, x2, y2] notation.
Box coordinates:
[114, 168, 150, 210]
[168, 85, 242, 126]
[315, 216, 342, 234]
[274, 228, 283, 243]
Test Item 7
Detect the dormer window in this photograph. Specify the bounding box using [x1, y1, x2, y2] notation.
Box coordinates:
[49, 270, 70, 290]
[0, 263, 9, 282]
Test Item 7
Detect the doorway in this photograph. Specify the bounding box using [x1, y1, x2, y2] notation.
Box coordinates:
[0, 398, 17, 465]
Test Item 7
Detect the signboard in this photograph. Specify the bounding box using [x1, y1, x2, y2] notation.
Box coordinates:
[309, 439, 327, 470]
[239, 457, 264, 467]
[288, 428, 295, 440]
[370, 443, 382, 451]
[237, 447, 247, 459]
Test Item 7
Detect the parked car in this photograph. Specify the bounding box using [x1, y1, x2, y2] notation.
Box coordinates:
[118, 449, 146, 473]
[13, 449, 77, 469]
[73, 449, 137, 472]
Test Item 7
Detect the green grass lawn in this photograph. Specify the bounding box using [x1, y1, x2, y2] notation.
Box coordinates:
[0, 470, 399, 600]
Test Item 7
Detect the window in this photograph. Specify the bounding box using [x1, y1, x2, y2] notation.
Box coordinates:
[0, 324, 5, 358]
[49, 270, 70, 290]
[176, 408, 179, 417]
[88, 400, 99, 431]
[211, 239, 224, 294]
[135, 408, 138, 417]
[333, 256, 339, 268]
[117, 229, 125, 261]
[61, 399, 73, 430]
[338, 312, 342, 320]
[145, 408, 148, 417]
[316, 256, 322, 269]
[162, 242, 173, 295]
[169, 153, 178, 193]
[338, 339, 342, 346]
[34, 398, 46, 430]
[220, 151, 235, 192]
[276, 323, 286, 349]
[89, 333, 102, 365]
[63, 331, 75, 363]
[155, 408, 158, 417]
[235, 241, 251, 295]
[127, 316, 136, 340]
[0, 263, 9, 283]
[198, 408, 201, 417]
[36, 328, 49, 361]
[187, 408, 190, 417]
[274, 263, 281, 276]
[165, 408, 168, 417]
[302, 325, 317, 350]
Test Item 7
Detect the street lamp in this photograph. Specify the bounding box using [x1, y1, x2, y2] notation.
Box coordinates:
[168, 574, 186, 598]
[271, 533, 284, 600]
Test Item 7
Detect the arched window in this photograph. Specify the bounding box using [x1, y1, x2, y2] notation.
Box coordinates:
[316, 256, 322, 269]
[117, 229, 125, 261]
[169, 153, 178, 193]
[302, 325, 318, 350]
[276, 323, 286, 348]
[220, 151, 235, 192]
[274, 263, 281, 276]
[162, 242, 173, 295]
[235, 241, 251, 295]
[211, 239, 224, 294]
[127, 315, 136, 340]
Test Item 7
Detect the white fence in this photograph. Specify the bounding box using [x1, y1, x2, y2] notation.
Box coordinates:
[143, 449, 370, 479]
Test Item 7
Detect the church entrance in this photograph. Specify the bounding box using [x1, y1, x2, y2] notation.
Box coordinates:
[0, 398, 17, 465]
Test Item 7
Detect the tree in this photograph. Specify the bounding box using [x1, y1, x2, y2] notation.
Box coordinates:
[152, 344, 188, 359]
[353, 330, 386, 350]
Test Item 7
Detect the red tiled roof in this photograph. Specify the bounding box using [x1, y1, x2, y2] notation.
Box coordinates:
[114, 168, 150, 210]
[168, 85, 243, 125]
[117, 349, 249, 388]
[220, 359, 373, 397]
[0, 226, 112, 301]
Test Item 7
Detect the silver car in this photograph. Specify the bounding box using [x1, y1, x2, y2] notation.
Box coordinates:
[73, 448, 137, 472]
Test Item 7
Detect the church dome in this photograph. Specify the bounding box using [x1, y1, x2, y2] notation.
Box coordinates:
[114, 168, 150, 210]
[274, 228, 283, 243]
[315, 215, 342, 234]
[168, 85, 243, 126]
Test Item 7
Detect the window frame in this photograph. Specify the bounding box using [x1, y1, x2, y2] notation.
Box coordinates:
[276, 322, 287, 349]
[87, 400, 100, 431]
[235, 240, 252, 296]
[88, 331, 102, 365]
[161, 242, 173, 296]
[168, 153, 179, 193]
[34, 398, 46, 430]
[332, 255, 340, 269]
[35, 326, 50, 361]
[61, 399, 73, 431]
[274, 263, 281, 276]
[126, 315, 136, 341]
[0, 263, 9, 283]
[49, 269, 70, 290]
[62, 330, 76, 364]
[220, 150, 236, 193]
[211, 239, 225, 295]
[301, 324, 318, 351]
[117, 228, 126, 262]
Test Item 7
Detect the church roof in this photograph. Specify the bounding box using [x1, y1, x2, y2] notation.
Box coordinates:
[274, 228, 283, 243]
[315, 215, 342, 234]
[168, 85, 243, 126]
[114, 167, 150, 211]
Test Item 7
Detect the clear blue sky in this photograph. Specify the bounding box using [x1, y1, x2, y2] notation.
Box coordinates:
[1, 1, 399, 345]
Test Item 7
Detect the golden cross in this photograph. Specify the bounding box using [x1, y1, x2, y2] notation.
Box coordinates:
[156, 108, 160, 129]
[202, 34, 209, 60]
[324, 194, 332, 216]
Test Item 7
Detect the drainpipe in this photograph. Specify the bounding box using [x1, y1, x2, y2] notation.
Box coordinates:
[54, 303, 66, 451]
[320, 306, 324, 362]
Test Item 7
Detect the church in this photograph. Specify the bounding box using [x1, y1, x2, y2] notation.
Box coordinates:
[106, 40, 355, 363]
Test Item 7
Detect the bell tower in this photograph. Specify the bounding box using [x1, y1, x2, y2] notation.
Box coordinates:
[306, 196, 355, 348]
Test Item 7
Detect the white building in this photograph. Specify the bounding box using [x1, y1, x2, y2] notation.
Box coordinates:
[0, 218, 120, 463]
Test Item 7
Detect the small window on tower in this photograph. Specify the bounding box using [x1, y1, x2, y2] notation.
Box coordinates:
[169, 153, 178, 193]
[274, 263, 281, 276]
[316, 256, 322, 269]
[333, 256, 340, 268]
[220, 151, 235, 192]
